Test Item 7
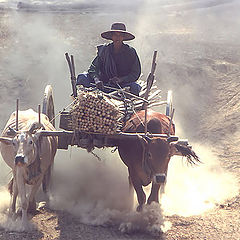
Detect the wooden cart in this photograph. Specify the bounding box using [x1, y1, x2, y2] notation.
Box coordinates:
[36, 53, 197, 167]
[38, 51, 180, 153]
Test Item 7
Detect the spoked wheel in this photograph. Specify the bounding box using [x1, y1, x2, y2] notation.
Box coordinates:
[42, 85, 55, 194]
[42, 85, 55, 127]
[166, 90, 173, 117]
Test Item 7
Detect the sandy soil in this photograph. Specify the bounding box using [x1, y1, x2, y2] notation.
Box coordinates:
[0, 197, 239, 240]
[0, 4, 240, 239]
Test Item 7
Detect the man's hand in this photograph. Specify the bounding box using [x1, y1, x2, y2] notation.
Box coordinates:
[110, 77, 122, 85]
[96, 81, 104, 90]
[94, 77, 104, 90]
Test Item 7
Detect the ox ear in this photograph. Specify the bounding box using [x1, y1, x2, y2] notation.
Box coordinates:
[170, 142, 201, 165]
[169, 143, 178, 156]
[0, 137, 13, 145]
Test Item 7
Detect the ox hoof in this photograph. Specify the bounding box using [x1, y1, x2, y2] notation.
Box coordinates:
[20, 220, 35, 232]
[28, 200, 41, 215]
[28, 208, 40, 215]
[8, 212, 17, 221]
[16, 207, 39, 217]
[136, 205, 143, 212]
[16, 208, 22, 217]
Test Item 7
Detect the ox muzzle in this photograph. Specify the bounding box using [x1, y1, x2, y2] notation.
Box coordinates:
[15, 155, 26, 165]
[153, 173, 166, 184]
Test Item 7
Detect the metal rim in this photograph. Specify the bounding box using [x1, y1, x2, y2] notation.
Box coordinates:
[166, 90, 173, 117]
[42, 85, 55, 127]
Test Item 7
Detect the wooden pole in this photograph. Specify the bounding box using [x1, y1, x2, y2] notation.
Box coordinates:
[167, 108, 175, 136]
[65, 52, 77, 98]
[71, 54, 77, 97]
[38, 104, 41, 124]
[144, 105, 148, 134]
[71, 55, 75, 78]
[16, 99, 19, 131]
[144, 50, 158, 134]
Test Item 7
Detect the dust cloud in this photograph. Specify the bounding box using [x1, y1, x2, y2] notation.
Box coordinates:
[49, 149, 170, 234]
[0, 0, 240, 234]
[162, 145, 239, 216]
[0, 186, 37, 232]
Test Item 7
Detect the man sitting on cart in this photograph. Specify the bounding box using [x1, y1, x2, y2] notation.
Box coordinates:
[76, 22, 142, 96]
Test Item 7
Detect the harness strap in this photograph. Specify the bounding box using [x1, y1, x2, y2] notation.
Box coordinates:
[26, 138, 42, 185]
[141, 138, 152, 178]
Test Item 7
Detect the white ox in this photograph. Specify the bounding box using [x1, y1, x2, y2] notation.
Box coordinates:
[0, 109, 57, 230]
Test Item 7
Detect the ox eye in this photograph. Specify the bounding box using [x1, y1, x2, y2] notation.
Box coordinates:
[29, 140, 33, 144]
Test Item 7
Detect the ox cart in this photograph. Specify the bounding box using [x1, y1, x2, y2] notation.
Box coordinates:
[39, 51, 182, 153]
[0, 51, 199, 221]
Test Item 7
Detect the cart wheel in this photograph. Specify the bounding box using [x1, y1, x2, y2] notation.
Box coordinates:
[42, 85, 55, 194]
[166, 90, 173, 116]
[42, 85, 55, 127]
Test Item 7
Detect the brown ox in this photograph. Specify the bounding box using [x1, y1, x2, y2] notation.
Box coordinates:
[0, 109, 57, 230]
[117, 109, 199, 211]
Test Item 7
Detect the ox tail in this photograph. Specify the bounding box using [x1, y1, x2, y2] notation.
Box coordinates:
[128, 175, 133, 192]
[8, 178, 14, 195]
[175, 143, 201, 165]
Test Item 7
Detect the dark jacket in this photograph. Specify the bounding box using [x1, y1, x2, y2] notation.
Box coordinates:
[88, 43, 141, 84]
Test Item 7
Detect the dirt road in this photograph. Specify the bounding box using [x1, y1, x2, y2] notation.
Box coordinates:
[0, 2, 240, 239]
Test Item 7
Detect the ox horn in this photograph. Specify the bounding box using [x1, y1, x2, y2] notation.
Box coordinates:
[6, 127, 17, 137]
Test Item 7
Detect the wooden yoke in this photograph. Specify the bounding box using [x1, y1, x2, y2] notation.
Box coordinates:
[144, 51, 157, 134]
[65, 53, 77, 98]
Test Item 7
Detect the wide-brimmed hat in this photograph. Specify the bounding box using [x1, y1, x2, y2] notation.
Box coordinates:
[101, 23, 135, 41]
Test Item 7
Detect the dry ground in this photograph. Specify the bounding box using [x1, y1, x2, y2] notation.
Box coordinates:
[0, 4, 240, 239]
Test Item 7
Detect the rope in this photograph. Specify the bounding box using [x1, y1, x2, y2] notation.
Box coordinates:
[131, 103, 145, 129]
[90, 150, 102, 161]
[40, 99, 76, 131]
[115, 83, 146, 129]
[49, 100, 75, 125]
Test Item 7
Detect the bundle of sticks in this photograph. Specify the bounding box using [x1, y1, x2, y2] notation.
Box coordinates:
[70, 91, 122, 134]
